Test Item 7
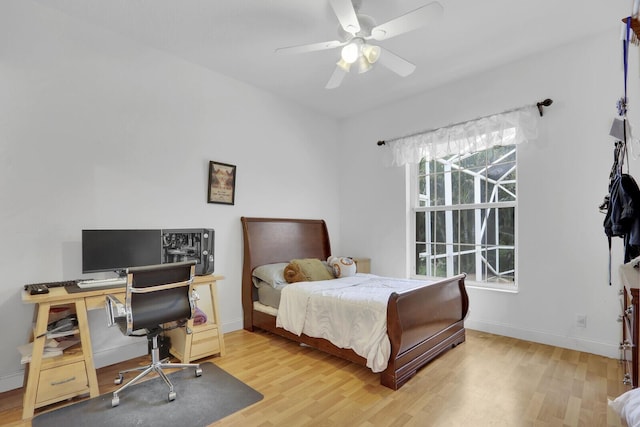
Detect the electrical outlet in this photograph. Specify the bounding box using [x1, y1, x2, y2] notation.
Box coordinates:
[576, 314, 587, 328]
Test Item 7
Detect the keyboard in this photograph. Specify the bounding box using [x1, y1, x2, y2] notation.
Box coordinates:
[76, 277, 127, 289]
[23, 280, 78, 291]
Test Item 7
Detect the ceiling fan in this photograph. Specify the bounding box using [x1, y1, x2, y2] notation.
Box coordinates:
[275, 0, 444, 89]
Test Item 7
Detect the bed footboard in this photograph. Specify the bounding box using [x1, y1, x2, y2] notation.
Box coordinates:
[382, 273, 469, 390]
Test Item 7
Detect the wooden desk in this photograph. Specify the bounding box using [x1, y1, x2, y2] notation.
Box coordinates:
[21, 274, 224, 419]
[21, 286, 124, 419]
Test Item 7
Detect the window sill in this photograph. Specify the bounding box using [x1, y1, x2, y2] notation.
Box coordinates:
[464, 280, 519, 294]
[412, 275, 519, 294]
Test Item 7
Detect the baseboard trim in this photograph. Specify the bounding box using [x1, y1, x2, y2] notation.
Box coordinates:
[0, 371, 25, 394]
[222, 318, 242, 334]
[93, 341, 147, 369]
[466, 320, 620, 359]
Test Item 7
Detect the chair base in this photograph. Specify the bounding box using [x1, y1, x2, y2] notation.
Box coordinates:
[111, 334, 202, 407]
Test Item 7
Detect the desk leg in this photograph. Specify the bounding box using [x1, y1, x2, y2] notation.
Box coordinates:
[22, 302, 50, 420]
[210, 282, 226, 356]
[75, 299, 99, 397]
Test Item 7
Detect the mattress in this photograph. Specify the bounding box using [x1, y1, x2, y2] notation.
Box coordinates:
[257, 284, 282, 309]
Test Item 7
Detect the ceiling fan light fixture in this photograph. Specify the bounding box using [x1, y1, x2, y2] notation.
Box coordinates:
[341, 42, 360, 64]
[358, 56, 372, 74]
[340, 39, 362, 64]
[336, 58, 352, 72]
[362, 44, 381, 64]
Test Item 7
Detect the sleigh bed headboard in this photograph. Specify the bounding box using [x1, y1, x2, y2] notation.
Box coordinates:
[240, 217, 332, 328]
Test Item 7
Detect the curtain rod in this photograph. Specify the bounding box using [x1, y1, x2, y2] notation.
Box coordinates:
[376, 98, 553, 146]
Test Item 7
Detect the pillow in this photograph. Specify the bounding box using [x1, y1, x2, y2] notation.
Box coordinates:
[284, 258, 334, 283]
[327, 256, 357, 278]
[251, 262, 289, 288]
[609, 388, 640, 426]
[321, 260, 335, 277]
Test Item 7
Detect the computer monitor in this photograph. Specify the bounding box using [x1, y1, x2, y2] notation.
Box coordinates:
[82, 229, 162, 275]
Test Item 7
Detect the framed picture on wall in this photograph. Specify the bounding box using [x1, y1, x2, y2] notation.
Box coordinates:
[208, 161, 236, 205]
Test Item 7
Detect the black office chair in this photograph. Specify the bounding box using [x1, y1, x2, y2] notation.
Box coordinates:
[105, 261, 202, 407]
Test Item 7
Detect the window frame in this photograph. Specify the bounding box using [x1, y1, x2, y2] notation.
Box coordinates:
[409, 146, 519, 291]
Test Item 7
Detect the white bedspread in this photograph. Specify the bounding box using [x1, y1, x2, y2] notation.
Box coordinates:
[276, 274, 434, 373]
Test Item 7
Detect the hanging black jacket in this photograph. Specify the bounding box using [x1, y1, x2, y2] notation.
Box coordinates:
[604, 173, 640, 262]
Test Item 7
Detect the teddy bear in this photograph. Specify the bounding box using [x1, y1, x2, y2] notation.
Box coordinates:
[284, 262, 308, 283]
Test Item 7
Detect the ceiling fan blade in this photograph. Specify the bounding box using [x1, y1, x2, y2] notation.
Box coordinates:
[329, 0, 360, 34]
[377, 48, 416, 77]
[325, 66, 348, 89]
[370, 1, 443, 41]
[275, 40, 344, 55]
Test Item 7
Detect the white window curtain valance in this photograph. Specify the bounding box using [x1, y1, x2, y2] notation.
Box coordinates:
[383, 106, 539, 167]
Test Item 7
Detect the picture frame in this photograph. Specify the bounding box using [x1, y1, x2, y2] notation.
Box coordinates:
[207, 161, 236, 205]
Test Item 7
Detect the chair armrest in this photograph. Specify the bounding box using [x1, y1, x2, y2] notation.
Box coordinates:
[105, 294, 126, 328]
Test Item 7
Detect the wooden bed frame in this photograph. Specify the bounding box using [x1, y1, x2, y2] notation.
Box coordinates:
[241, 217, 469, 390]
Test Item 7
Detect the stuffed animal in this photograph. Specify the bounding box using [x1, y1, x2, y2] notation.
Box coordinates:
[327, 256, 357, 278]
[284, 262, 307, 283]
[284, 258, 335, 283]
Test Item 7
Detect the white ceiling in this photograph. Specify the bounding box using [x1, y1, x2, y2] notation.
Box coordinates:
[34, 0, 630, 119]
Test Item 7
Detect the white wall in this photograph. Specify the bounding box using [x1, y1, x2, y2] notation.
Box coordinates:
[339, 26, 640, 359]
[2, 0, 635, 396]
[0, 0, 341, 392]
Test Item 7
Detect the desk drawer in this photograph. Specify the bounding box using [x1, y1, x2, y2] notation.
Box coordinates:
[190, 327, 220, 359]
[36, 361, 88, 405]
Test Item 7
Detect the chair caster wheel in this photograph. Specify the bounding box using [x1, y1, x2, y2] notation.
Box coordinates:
[114, 374, 123, 385]
[195, 367, 202, 377]
[168, 391, 176, 402]
[112, 395, 119, 407]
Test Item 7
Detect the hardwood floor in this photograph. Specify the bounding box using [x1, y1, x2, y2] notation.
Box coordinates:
[0, 329, 630, 426]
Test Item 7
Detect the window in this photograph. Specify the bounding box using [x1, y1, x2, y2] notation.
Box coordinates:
[387, 107, 536, 287]
[411, 144, 517, 287]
